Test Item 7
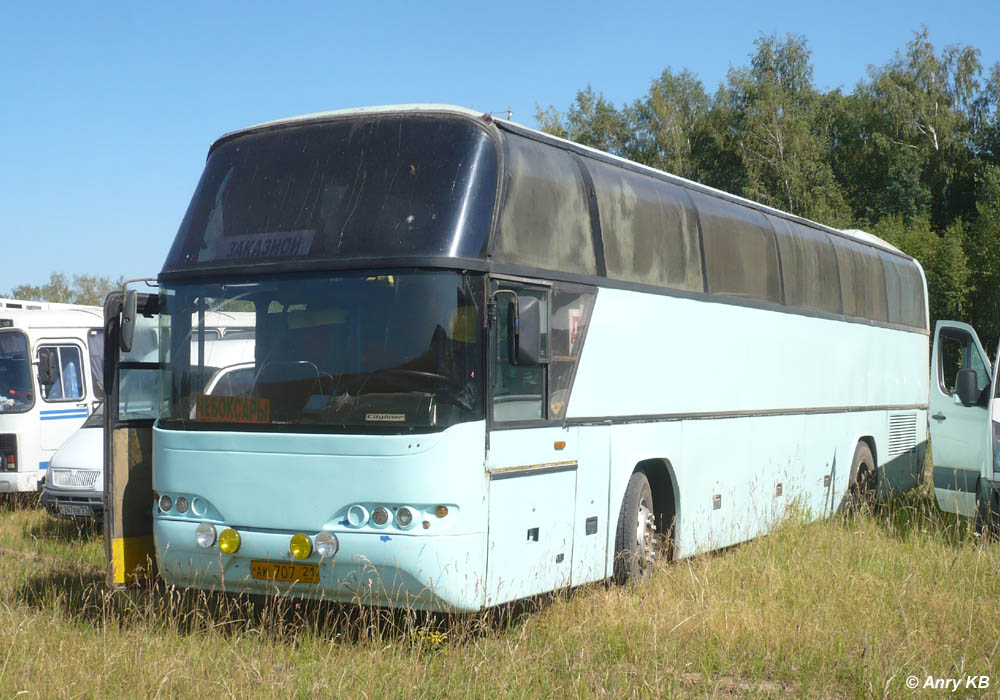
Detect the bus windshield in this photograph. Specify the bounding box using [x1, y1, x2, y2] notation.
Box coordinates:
[163, 115, 498, 273]
[161, 271, 484, 432]
[0, 331, 33, 413]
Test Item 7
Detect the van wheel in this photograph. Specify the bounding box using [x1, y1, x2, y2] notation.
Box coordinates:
[845, 441, 876, 514]
[614, 472, 656, 584]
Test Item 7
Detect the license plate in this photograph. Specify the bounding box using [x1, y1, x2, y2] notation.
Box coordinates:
[59, 504, 93, 517]
[250, 560, 320, 584]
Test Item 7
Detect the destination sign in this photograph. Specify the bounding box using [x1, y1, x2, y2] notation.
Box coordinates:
[196, 394, 271, 424]
[204, 230, 315, 262]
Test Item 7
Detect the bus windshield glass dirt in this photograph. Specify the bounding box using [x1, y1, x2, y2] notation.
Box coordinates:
[160, 271, 484, 432]
[163, 115, 499, 273]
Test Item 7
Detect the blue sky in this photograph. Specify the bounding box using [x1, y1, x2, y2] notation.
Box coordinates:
[2, 0, 998, 290]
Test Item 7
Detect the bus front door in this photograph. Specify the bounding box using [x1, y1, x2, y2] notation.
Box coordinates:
[103, 286, 161, 586]
[928, 321, 991, 517]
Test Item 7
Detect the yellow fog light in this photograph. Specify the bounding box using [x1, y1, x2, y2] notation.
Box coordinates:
[290, 533, 312, 560]
[218, 528, 240, 554]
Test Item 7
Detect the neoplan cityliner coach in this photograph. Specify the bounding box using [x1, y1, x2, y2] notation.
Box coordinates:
[104, 105, 929, 610]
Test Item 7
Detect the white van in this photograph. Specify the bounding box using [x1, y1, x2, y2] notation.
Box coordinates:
[0, 299, 104, 493]
[42, 335, 255, 519]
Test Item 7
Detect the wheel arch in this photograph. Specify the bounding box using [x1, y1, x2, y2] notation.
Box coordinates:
[634, 457, 679, 559]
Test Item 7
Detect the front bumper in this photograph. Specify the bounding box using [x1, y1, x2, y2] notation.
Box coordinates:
[42, 486, 103, 520]
[155, 518, 487, 612]
[0, 470, 44, 494]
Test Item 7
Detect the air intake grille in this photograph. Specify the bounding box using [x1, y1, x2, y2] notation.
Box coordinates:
[49, 469, 100, 489]
[888, 413, 918, 458]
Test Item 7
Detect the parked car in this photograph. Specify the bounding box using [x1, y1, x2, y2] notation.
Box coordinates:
[42, 404, 104, 520]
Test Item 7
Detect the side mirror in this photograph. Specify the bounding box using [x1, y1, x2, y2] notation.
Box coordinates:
[508, 295, 542, 366]
[37, 349, 55, 388]
[120, 290, 137, 353]
[956, 368, 981, 407]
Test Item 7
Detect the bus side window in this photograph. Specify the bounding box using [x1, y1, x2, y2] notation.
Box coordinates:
[494, 288, 548, 422]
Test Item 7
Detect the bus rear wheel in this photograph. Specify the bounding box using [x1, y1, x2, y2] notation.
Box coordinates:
[614, 472, 656, 584]
[845, 441, 876, 514]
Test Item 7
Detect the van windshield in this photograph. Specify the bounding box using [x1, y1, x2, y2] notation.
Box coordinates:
[0, 331, 34, 413]
[160, 271, 484, 432]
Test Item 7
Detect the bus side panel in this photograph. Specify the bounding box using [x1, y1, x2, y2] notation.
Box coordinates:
[485, 426, 578, 605]
[568, 289, 929, 422]
[567, 289, 927, 560]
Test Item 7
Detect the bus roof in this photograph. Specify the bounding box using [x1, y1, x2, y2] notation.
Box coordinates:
[218, 104, 902, 259]
[0, 300, 103, 331]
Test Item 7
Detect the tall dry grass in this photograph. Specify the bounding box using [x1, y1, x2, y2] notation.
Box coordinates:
[1, 487, 998, 699]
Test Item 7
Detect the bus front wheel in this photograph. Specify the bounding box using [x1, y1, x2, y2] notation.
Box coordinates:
[613, 472, 657, 584]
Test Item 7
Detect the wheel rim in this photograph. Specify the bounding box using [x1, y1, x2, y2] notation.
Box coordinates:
[636, 497, 656, 569]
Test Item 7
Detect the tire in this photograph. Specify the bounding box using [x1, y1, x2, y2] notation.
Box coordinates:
[613, 472, 657, 585]
[845, 441, 876, 514]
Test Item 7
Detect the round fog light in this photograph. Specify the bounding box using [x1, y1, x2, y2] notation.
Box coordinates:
[315, 531, 339, 558]
[347, 504, 369, 528]
[290, 533, 312, 560]
[371, 506, 390, 527]
[175, 496, 189, 514]
[195, 522, 217, 548]
[396, 506, 415, 529]
[218, 528, 240, 554]
[158, 495, 173, 513]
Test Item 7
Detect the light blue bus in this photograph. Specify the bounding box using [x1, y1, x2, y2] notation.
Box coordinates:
[106, 105, 929, 610]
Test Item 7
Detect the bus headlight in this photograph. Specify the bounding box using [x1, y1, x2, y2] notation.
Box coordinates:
[290, 533, 312, 560]
[315, 531, 339, 558]
[396, 506, 416, 529]
[218, 528, 240, 554]
[371, 507, 390, 527]
[347, 504, 369, 527]
[158, 495, 173, 513]
[195, 522, 217, 548]
[175, 497, 189, 514]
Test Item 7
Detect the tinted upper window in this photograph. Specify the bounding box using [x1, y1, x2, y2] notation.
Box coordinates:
[880, 251, 926, 329]
[767, 215, 842, 314]
[691, 191, 781, 303]
[164, 116, 499, 272]
[495, 134, 597, 275]
[588, 161, 703, 291]
[833, 237, 889, 322]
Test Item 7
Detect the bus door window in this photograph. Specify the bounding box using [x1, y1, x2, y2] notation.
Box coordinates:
[39, 345, 85, 401]
[939, 332, 990, 396]
[494, 286, 548, 422]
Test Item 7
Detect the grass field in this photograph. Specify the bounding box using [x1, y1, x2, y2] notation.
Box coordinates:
[1, 487, 999, 699]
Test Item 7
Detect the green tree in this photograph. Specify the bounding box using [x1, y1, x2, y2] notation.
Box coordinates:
[6, 272, 125, 307]
[536, 86, 630, 156]
[966, 165, 1000, 343]
[839, 27, 983, 228]
[871, 215, 970, 325]
[627, 68, 711, 180]
[702, 34, 848, 224]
